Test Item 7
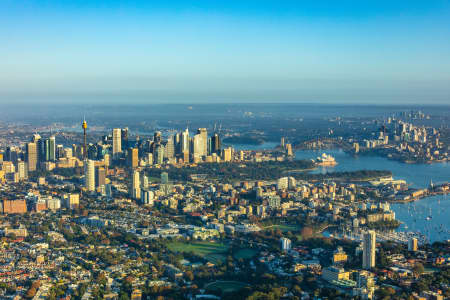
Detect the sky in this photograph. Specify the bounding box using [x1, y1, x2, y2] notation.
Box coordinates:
[1, 0, 450, 104]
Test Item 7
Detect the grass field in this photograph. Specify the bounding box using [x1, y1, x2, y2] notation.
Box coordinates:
[167, 241, 229, 264]
[233, 248, 258, 260]
[204, 281, 248, 293]
[262, 224, 302, 232]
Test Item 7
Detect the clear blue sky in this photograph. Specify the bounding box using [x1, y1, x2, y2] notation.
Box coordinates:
[1, 0, 450, 104]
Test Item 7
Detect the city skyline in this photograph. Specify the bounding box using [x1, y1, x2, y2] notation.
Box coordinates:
[1, 1, 450, 104]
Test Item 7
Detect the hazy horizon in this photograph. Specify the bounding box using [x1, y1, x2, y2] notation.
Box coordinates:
[1, 1, 450, 104]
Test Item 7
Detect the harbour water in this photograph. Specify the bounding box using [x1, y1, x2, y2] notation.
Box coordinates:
[294, 149, 449, 243]
[228, 143, 449, 242]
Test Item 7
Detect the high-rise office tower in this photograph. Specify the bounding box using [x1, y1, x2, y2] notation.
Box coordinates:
[26, 142, 38, 172]
[181, 128, 190, 154]
[155, 145, 164, 165]
[42, 138, 50, 161]
[96, 144, 106, 160]
[121, 128, 129, 151]
[207, 137, 212, 156]
[36, 137, 45, 164]
[32, 134, 41, 143]
[56, 144, 64, 159]
[154, 131, 162, 144]
[193, 134, 205, 159]
[211, 133, 221, 155]
[363, 231, 376, 269]
[112, 128, 122, 157]
[84, 159, 96, 192]
[87, 144, 97, 160]
[197, 128, 208, 156]
[127, 148, 139, 169]
[96, 167, 106, 188]
[165, 137, 175, 159]
[222, 147, 233, 162]
[131, 170, 141, 199]
[6, 146, 19, 164]
[174, 133, 181, 154]
[48, 136, 56, 161]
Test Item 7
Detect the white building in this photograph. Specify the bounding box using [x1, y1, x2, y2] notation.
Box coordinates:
[84, 159, 96, 192]
[141, 190, 154, 206]
[277, 176, 296, 190]
[132, 170, 141, 200]
[17, 161, 27, 180]
[363, 231, 376, 269]
[46, 197, 61, 211]
[112, 128, 122, 157]
[280, 237, 292, 252]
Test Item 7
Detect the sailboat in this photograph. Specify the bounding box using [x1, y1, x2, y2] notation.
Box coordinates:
[426, 207, 432, 220]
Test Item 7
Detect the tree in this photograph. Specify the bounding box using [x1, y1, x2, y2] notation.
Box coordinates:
[300, 227, 313, 240]
[184, 270, 194, 281]
[412, 263, 425, 277]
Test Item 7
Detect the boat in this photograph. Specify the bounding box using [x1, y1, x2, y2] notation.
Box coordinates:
[315, 153, 337, 166]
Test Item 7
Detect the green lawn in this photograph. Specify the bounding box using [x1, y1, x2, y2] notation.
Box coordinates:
[167, 241, 229, 263]
[204, 281, 248, 293]
[233, 248, 258, 260]
[262, 224, 302, 232]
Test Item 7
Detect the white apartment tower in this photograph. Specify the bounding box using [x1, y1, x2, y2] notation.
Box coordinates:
[85, 159, 96, 192]
[132, 170, 141, 200]
[363, 231, 376, 269]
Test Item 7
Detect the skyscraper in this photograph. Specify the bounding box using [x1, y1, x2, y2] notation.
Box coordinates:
[44, 138, 50, 161]
[181, 128, 190, 154]
[165, 137, 175, 160]
[49, 136, 56, 161]
[211, 133, 221, 155]
[197, 128, 208, 156]
[127, 148, 139, 169]
[193, 134, 204, 159]
[131, 170, 141, 199]
[121, 128, 129, 151]
[87, 144, 97, 160]
[5, 146, 19, 164]
[85, 159, 96, 192]
[153, 131, 162, 143]
[155, 145, 164, 165]
[112, 128, 122, 157]
[17, 161, 27, 180]
[96, 167, 106, 188]
[174, 133, 181, 154]
[26, 142, 38, 172]
[363, 231, 376, 269]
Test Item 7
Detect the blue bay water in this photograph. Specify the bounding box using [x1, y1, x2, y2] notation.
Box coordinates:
[228, 143, 449, 242]
[293, 149, 449, 243]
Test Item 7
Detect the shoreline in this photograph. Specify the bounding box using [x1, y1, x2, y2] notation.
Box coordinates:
[389, 189, 449, 203]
